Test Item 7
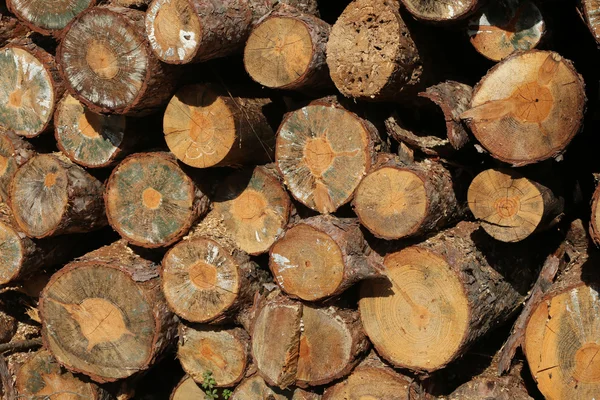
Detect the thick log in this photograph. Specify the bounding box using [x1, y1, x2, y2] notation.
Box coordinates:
[39, 240, 177, 383]
[402, 0, 479, 22]
[105, 152, 209, 248]
[9, 153, 107, 238]
[170, 376, 205, 400]
[359, 221, 535, 373]
[0, 16, 29, 47]
[276, 99, 379, 214]
[322, 352, 421, 399]
[353, 155, 465, 240]
[269, 215, 381, 302]
[467, 0, 545, 62]
[468, 168, 564, 242]
[251, 291, 369, 388]
[178, 324, 250, 387]
[6, 0, 96, 36]
[0, 40, 64, 138]
[589, 181, 600, 246]
[54, 94, 136, 168]
[230, 375, 288, 399]
[326, 0, 423, 101]
[244, 6, 330, 90]
[524, 247, 600, 399]
[202, 165, 292, 255]
[461, 50, 586, 166]
[163, 84, 275, 168]
[16, 350, 112, 400]
[161, 233, 267, 323]
[581, 0, 600, 45]
[58, 6, 179, 116]
[0, 129, 35, 202]
[0, 203, 73, 285]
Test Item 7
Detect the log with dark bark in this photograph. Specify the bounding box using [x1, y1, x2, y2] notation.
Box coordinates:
[589, 181, 600, 246]
[178, 324, 250, 387]
[419, 81, 472, 150]
[9, 153, 107, 238]
[0, 129, 35, 202]
[16, 350, 113, 400]
[467, 0, 545, 62]
[58, 6, 179, 116]
[105, 152, 209, 248]
[0, 203, 74, 285]
[0, 40, 64, 138]
[401, 0, 480, 22]
[276, 99, 379, 214]
[0, 311, 17, 344]
[353, 155, 465, 240]
[244, 6, 330, 91]
[251, 291, 369, 389]
[359, 221, 535, 373]
[269, 215, 381, 302]
[326, 0, 423, 101]
[163, 84, 275, 168]
[202, 165, 292, 255]
[39, 240, 177, 383]
[0, 16, 29, 47]
[6, 0, 97, 36]
[461, 50, 586, 166]
[161, 231, 267, 324]
[468, 168, 564, 243]
[54, 94, 136, 168]
[581, 0, 600, 45]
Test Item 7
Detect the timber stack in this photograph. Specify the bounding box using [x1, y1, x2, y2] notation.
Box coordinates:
[2, 0, 600, 399]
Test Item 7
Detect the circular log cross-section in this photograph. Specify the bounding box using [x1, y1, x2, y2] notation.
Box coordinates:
[55, 94, 132, 168]
[231, 375, 288, 400]
[462, 51, 586, 166]
[0, 43, 63, 138]
[359, 222, 529, 372]
[164, 85, 275, 168]
[269, 216, 378, 302]
[582, 0, 600, 45]
[210, 166, 291, 255]
[145, 0, 252, 64]
[16, 350, 108, 400]
[0, 129, 35, 202]
[353, 157, 462, 240]
[525, 282, 600, 398]
[326, 0, 422, 101]
[161, 237, 259, 323]
[171, 376, 205, 400]
[244, 11, 330, 90]
[6, 0, 96, 36]
[10, 154, 107, 238]
[39, 241, 176, 383]
[276, 103, 377, 214]
[467, 0, 545, 62]
[178, 325, 250, 387]
[401, 0, 479, 22]
[468, 169, 563, 243]
[105, 152, 208, 248]
[58, 6, 178, 116]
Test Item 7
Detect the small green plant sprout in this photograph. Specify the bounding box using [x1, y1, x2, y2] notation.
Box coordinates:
[202, 371, 232, 399]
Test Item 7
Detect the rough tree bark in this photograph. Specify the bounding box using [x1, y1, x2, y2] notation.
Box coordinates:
[0, 129, 35, 202]
[39, 240, 178, 383]
[401, 0, 480, 22]
[581, 0, 600, 45]
[0, 16, 29, 47]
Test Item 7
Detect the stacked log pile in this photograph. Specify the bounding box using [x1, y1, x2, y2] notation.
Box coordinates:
[2, 0, 600, 399]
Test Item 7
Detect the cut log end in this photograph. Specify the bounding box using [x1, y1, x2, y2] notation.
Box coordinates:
[582, 0, 600, 44]
[231, 375, 288, 399]
[171, 376, 204, 400]
[401, 0, 479, 21]
[212, 166, 291, 255]
[0, 130, 35, 202]
[40, 261, 166, 382]
[270, 224, 345, 301]
[590, 183, 600, 246]
[276, 103, 375, 213]
[326, 0, 421, 100]
[6, 0, 95, 34]
[360, 248, 468, 372]
[463, 51, 585, 166]
[0, 45, 57, 138]
[0, 221, 25, 284]
[106, 153, 206, 247]
[178, 325, 249, 387]
[525, 284, 600, 399]
[161, 237, 244, 323]
[55, 94, 129, 168]
[467, 0, 545, 62]
[145, 0, 201, 64]
[322, 365, 413, 399]
[468, 169, 545, 242]
[353, 167, 427, 239]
